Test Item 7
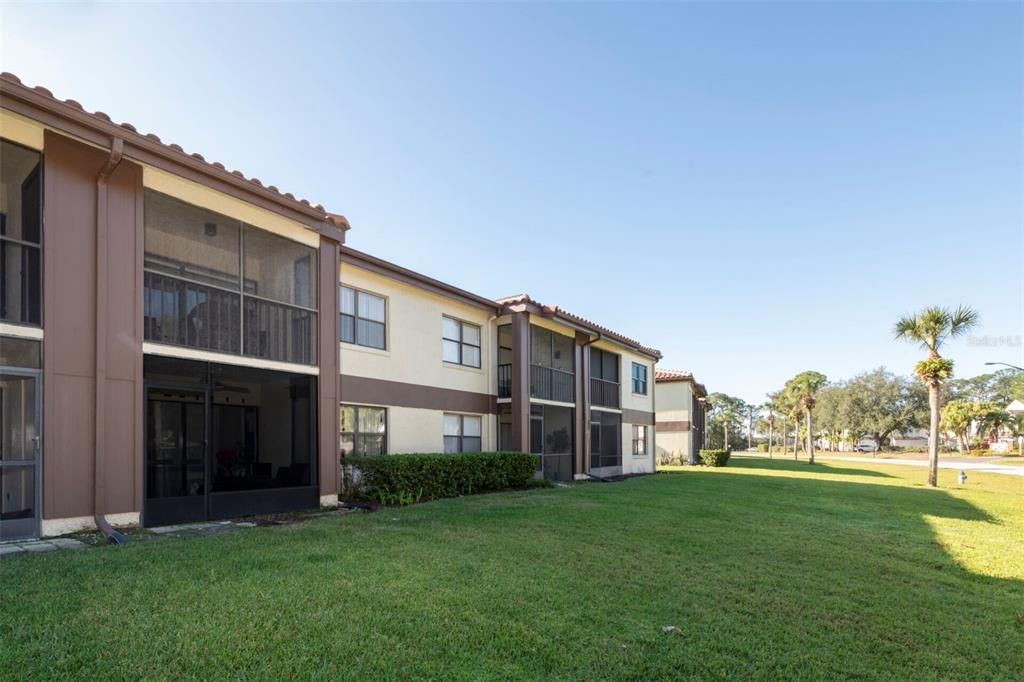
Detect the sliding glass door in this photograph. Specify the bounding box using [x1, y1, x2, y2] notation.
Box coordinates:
[145, 386, 208, 527]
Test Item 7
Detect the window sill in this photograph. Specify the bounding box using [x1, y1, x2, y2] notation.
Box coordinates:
[442, 360, 485, 375]
[0, 321, 44, 340]
[340, 341, 390, 357]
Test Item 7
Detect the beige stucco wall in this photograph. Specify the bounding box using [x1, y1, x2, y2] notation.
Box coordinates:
[528, 314, 574, 339]
[655, 431, 692, 465]
[1, 108, 45, 149]
[622, 424, 656, 474]
[339, 262, 495, 396]
[380, 405, 495, 454]
[655, 380, 695, 465]
[656, 380, 693, 422]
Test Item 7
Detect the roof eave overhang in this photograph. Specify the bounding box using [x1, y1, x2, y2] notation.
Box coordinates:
[342, 247, 501, 313]
[498, 299, 661, 361]
[1, 75, 348, 243]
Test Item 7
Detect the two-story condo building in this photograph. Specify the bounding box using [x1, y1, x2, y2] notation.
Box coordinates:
[0, 74, 660, 541]
[337, 251, 661, 481]
[654, 369, 708, 465]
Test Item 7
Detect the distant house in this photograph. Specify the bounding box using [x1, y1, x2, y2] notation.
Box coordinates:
[889, 428, 929, 450]
[654, 370, 708, 465]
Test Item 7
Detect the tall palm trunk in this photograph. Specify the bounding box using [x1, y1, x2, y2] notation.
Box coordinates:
[781, 416, 787, 459]
[723, 420, 730, 451]
[805, 405, 815, 464]
[927, 381, 940, 487]
[767, 422, 774, 459]
[793, 415, 800, 460]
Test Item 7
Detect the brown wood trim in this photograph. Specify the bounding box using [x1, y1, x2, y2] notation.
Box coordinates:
[510, 311, 530, 450]
[340, 374, 497, 414]
[574, 331, 591, 476]
[622, 408, 655, 426]
[319, 240, 341, 496]
[340, 247, 499, 312]
[656, 420, 690, 433]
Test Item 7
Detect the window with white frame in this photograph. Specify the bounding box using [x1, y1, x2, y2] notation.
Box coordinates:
[442, 316, 481, 368]
[631, 362, 648, 395]
[443, 414, 482, 453]
[340, 404, 387, 456]
[632, 424, 648, 456]
[340, 286, 386, 349]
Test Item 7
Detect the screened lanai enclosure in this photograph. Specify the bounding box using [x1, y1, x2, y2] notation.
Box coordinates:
[143, 356, 318, 526]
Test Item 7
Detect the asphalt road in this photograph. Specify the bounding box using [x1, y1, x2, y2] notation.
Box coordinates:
[815, 454, 1024, 477]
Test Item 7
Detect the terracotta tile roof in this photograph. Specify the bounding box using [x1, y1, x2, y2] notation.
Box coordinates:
[496, 293, 662, 359]
[655, 368, 707, 396]
[0, 72, 349, 231]
[655, 369, 693, 381]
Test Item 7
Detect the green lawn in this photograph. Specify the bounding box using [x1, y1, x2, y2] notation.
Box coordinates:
[2, 459, 1022, 680]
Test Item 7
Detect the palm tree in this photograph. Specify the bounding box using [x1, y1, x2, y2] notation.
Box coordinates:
[790, 404, 801, 460]
[784, 372, 828, 464]
[980, 405, 1011, 445]
[894, 305, 979, 487]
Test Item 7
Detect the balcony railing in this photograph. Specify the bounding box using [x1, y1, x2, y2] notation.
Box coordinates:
[497, 364, 512, 398]
[144, 271, 241, 354]
[530, 364, 574, 403]
[243, 297, 317, 365]
[590, 377, 620, 409]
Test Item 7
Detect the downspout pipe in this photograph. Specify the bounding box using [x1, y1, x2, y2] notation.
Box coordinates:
[95, 137, 128, 545]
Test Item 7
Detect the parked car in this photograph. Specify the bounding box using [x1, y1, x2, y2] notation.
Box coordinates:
[855, 442, 878, 453]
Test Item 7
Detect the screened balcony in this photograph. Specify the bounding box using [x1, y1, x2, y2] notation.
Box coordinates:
[530, 325, 574, 403]
[589, 347, 620, 409]
[142, 190, 318, 366]
[495, 324, 577, 403]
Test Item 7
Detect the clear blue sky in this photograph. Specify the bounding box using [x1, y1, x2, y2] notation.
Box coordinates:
[3, 2, 1021, 404]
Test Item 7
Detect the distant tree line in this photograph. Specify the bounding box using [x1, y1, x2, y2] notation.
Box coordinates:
[704, 367, 1023, 455]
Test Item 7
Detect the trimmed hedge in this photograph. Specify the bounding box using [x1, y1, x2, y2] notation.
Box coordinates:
[698, 449, 731, 467]
[342, 451, 538, 505]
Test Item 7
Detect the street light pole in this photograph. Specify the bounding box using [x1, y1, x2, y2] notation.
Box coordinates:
[984, 362, 1024, 372]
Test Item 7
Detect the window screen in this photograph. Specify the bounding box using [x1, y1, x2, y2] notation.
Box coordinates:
[0, 140, 42, 326]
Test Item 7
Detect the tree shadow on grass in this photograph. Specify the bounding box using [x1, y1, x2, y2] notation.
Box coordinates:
[726, 455, 895, 478]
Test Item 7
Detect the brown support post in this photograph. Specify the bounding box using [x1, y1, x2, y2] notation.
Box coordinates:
[43, 131, 142, 525]
[510, 311, 530, 452]
[574, 332, 592, 477]
[318, 238, 341, 503]
[93, 136, 123, 519]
